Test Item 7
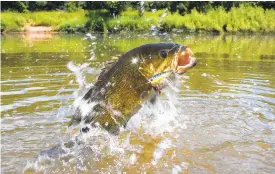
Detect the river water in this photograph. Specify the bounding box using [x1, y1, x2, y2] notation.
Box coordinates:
[1, 33, 275, 173]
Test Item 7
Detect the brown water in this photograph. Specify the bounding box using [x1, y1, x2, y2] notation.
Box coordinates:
[1, 33, 275, 173]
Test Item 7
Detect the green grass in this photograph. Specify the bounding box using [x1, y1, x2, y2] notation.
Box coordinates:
[1, 5, 275, 33]
[1, 10, 87, 32]
[106, 10, 163, 32]
[162, 5, 275, 33]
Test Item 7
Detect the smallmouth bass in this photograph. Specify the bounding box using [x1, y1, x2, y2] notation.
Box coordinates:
[70, 42, 197, 135]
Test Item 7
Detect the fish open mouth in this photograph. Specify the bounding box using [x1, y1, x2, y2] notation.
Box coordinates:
[175, 47, 197, 74]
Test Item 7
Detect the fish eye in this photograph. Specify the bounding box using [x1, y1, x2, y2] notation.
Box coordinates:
[159, 50, 168, 59]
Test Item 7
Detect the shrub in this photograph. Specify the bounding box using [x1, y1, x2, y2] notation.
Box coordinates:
[65, 2, 80, 12]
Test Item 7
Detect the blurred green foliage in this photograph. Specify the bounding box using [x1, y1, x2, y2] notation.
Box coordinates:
[1, 11, 87, 32]
[161, 5, 275, 33]
[1, 1, 274, 13]
[1, 1, 275, 33]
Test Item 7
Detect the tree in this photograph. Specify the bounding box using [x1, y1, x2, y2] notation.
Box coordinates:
[104, 1, 129, 16]
[65, 2, 79, 12]
[1, 1, 29, 12]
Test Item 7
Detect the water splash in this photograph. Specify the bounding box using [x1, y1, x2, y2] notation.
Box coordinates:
[24, 71, 188, 172]
[138, 1, 145, 17]
[150, 8, 168, 35]
[83, 33, 96, 40]
[24, 33, 190, 172]
[152, 139, 173, 165]
[67, 61, 95, 99]
[84, 33, 97, 60]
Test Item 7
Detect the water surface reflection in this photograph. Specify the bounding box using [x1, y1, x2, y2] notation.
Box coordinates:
[1, 33, 275, 173]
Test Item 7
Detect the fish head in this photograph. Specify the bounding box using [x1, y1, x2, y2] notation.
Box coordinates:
[137, 42, 197, 78]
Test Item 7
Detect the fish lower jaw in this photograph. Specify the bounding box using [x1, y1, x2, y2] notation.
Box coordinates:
[176, 57, 197, 74]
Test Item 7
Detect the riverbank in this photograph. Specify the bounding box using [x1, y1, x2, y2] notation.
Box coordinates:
[0, 10, 87, 33]
[1, 5, 275, 33]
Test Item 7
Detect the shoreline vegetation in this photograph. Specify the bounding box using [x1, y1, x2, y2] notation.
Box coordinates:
[1, 4, 275, 34]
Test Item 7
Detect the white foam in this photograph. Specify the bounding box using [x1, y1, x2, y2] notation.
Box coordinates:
[126, 74, 188, 135]
[152, 139, 172, 165]
[73, 98, 97, 118]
